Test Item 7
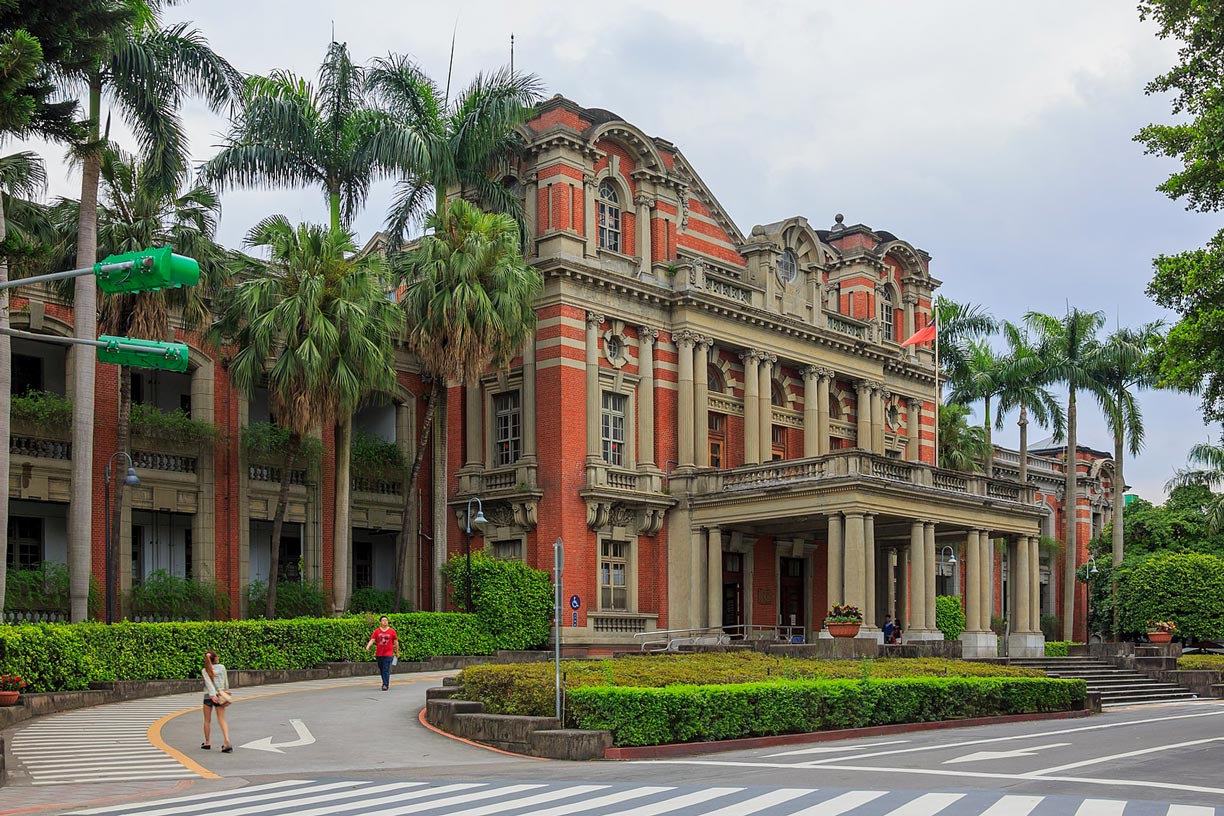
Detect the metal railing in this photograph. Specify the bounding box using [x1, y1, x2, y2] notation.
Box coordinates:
[635, 623, 806, 652]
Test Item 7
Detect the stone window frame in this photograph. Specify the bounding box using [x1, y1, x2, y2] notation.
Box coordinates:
[597, 177, 624, 254]
[482, 371, 525, 470]
[777, 247, 799, 285]
[492, 389, 522, 468]
[597, 368, 640, 469]
[879, 282, 899, 341]
[603, 322, 632, 369]
[489, 533, 527, 562]
[596, 533, 638, 612]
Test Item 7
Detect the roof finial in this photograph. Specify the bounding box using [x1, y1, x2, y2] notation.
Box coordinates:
[832, 213, 845, 231]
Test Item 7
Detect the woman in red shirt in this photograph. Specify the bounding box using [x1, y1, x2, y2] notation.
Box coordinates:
[364, 615, 399, 691]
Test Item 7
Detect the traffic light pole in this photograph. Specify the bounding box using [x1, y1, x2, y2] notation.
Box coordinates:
[0, 326, 185, 359]
[0, 258, 149, 291]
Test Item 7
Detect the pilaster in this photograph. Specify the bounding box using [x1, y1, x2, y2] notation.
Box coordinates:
[707, 526, 722, 630]
[694, 336, 711, 467]
[855, 380, 872, 451]
[802, 366, 819, 458]
[637, 327, 657, 468]
[741, 351, 761, 463]
[585, 312, 604, 465]
[758, 353, 776, 464]
[676, 330, 696, 469]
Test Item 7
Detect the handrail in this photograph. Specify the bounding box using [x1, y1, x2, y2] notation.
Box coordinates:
[635, 623, 806, 651]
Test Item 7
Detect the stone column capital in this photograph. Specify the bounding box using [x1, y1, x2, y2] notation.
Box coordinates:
[583, 173, 597, 189]
[903, 292, 920, 305]
[879, 388, 892, 401]
[634, 193, 656, 208]
[801, 365, 822, 381]
[740, 349, 761, 365]
[695, 334, 714, 351]
[856, 379, 873, 394]
[526, 171, 540, 184]
[756, 351, 778, 367]
[637, 326, 659, 344]
[675, 329, 697, 349]
[586, 312, 605, 329]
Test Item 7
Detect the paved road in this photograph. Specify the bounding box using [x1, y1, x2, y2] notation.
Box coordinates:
[3, 672, 1223, 816]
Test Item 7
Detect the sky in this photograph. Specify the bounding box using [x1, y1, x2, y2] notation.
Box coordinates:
[15, 0, 1222, 500]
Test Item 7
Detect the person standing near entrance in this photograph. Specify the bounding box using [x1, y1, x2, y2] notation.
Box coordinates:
[201, 650, 232, 753]
[365, 615, 399, 691]
[883, 615, 896, 643]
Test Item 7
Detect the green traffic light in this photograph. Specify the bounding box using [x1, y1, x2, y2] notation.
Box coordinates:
[94, 246, 200, 294]
[96, 335, 190, 373]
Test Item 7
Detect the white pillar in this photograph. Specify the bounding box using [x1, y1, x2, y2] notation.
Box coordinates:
[677, 331, 696, 468]
[864, 513, 877, 629]
[585, 312, 603, 463]
[635, 193, 654, 277]
[856, 380, 872, 450]
[1029, 536, 1041, 634]
[906, 397, 920, 462]
[909, 520, 927, 631]
[694, 337, 711, 467]
[980, 532, 993, 632]
[924, 522, 938, 637]
[637, 327, 657, 468]
[758, 353, 776, 463]
[817, 369, 832, 456]
[708, 526, 722, 630]
[843, 512, 866, 615]
[802, 366, 819, 458]
[965, 530, 982, 632]
[742, 351, 760, 463]
[826, 513, 844, 614]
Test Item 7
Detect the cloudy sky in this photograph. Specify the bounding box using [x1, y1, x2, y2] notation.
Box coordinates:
[18, 1, 1221, 500]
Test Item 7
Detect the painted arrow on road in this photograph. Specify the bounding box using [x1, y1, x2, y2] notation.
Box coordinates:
[943, 742, 1071, 764]
[240, 719, 316, 753]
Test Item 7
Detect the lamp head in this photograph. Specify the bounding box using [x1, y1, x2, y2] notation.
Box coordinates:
[948, 553, 957, 565]
[473, 509, 487, 527]
[124, 467, 140, 487]
[1090, 563, 1099, 575]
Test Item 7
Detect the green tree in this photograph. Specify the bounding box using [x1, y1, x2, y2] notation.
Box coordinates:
[934, 295, 997, 384]
[393, 199, 542, 611]
[1116, 550, 1224, 640]
[945, 340, 1005, 476]
[215, 218, 401, 617]
[937, 402, 991, 473]
[1167, 441, 1224, 535]
[1025, 308, 1109, 641]
[994, 321, 1065, 488]
[1136, 2, 1224, 422]
[55, 1, 240, 621]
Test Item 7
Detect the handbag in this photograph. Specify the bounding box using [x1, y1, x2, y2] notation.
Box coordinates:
[217, 689, 233, 705]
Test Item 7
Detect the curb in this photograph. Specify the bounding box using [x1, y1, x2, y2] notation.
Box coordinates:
[603, 708, 1094, 759]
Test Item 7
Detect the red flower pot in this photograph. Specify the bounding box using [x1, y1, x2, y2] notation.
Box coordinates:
[828, 622, 862, 638]
[1147, 631, 1173, 644]
[0, 691, 20, 706]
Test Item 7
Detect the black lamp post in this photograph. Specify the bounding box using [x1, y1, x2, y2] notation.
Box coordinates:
[104, 452, 140, 624]
[1084, 555, 1100, 642]
[464, 496, 487, 611]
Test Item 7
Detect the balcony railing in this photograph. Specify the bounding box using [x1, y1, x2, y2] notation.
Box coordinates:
[249, 464, 308, 486]
[133, 450, 197, 475]
[10, 435, 71, 461]
[825, 313, 872, 341]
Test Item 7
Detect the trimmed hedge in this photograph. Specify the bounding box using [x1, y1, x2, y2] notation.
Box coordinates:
[1178, 654, 1224, 671]
[567, 677, 1087, 746]
[1044, 641, 1075, 657]
[442, 550, 552, 650]
[458, 653, 1044, 717]
[0, 613, 492, 692]
[935, 596, 966, 640]
[1117, 551, 1224, 639]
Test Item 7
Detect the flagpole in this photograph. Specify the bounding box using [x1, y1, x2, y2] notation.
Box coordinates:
[933, 305, 940, 469]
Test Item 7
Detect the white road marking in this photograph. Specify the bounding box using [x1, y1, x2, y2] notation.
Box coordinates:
[1072, 800, 1127, 816]
[352, 784, 543, 815]
[976, 795, 1045, 816]
[789, 790, 889, 816]
[1023, 737, 1224, 776]
[73, 780, 310, 814]
[880, 793, 965, 816]
[1166, 806, 1217, 816]
[698, 788, 814, 816]
[610, 787, 745, 816]
[215, 783, 487, 816]
[768, 740, 909, 757]
[442, 785, 607, 816]
[944, 743, 1072, 764]
[506, 786, 675, 816]
[240, 717, 316, 752]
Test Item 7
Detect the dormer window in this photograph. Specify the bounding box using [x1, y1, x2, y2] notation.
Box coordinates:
[598, 180, 621, 253]
[779, 248, 798, 284]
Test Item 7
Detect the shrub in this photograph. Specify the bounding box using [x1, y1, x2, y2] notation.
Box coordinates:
[129, 404, 216, 447]
[351, 431, 404, 470]
[442, 550, 552, 650]
[0, 613, 492, 692]
[1117, 551, 1224, 639]
[349, 587, 397, 614]
[1044, 641, 1074, 657]
[241, 421, 323, 463]
[246, 580, 328, 619]
[129, 571, 228, 621]
[10, 390, 72, 431]
[3, 562, 104, 620]
[1178, 654, 1224, 671]
[566, 677, 1086, 746]
[457, 653, 1044, 717]
[935, 596, 966, 640]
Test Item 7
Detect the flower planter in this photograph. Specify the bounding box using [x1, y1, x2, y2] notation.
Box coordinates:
[0, 691, 20, 706]
[1147, 631, 1173, 644]
[827, 622, 862, 638]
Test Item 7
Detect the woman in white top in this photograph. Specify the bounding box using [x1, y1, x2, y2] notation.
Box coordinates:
[201, 650, 232, 753]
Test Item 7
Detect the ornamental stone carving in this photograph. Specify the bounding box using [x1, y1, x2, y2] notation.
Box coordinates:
[638, 326, 659, 344]
[586, 311, 605, 328]
[674, 329, 698, 348]
[634, 193, 656, 208]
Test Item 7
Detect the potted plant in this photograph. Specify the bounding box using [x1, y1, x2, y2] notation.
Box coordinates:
[825, 603, 863, 638]
[0, 674, 27, 706]
[1146, 620, 1177, 644]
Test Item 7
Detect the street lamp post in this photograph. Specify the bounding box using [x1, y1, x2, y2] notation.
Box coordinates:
[103, 452, 140, 624]
[1084, 555, 1100, 643]
[938, 545, 957, 598]
[463, 497, 487, 611]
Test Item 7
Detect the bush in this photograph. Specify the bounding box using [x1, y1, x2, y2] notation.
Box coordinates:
[1117, 551, 1224, 640]
[246, 580, 328, 619]
[457, 653, 1044, 717]
[0, 613, 492, 692]
[129, 571, 228, 621]
[351, 431, 404, 470]
[349, 587, 397, 614]
[3, 562, 103, 620]
[566, 677, 1086, 746]
[241, 421, 323, 463]
[10, 390, 72, 431]
[130, 404, 216, 446]
[935, 596, 966, 640]
[442, 550, 552, 650]
[1044, 641, 1075, 657]
[1178, 654, 1224, 671]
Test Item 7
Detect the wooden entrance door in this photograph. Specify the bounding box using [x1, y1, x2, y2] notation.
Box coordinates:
[722, 551, 743, 632]
[779, 556, 805, 636]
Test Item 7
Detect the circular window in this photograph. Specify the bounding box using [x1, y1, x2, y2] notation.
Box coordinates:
[606, 336, 622, 359]
[887, 404, 901, 430]
[778, 249, 799, 284]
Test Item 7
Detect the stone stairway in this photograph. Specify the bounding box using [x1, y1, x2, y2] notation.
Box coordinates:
[1011, 656, 1198, 707]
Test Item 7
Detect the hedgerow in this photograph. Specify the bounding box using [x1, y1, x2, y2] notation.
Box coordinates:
[442, 550, 552, 650]
[0, 613, 492, 692]
[457, 653, 1043, 717]
[1044, 641, 1075, 657]
[1177, 654, 1224, 671]
[566, 677, 1086, 746]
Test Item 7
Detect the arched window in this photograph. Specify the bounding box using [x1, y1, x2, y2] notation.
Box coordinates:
[778, 248, 798, 283]
[880, 287, 896, 341]
[707, 364, 725, 393]
[598, 180, 621, 253]
[771, 380, 786, 408]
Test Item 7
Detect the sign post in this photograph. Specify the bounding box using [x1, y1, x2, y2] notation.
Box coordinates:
[553, 537, 564, 720]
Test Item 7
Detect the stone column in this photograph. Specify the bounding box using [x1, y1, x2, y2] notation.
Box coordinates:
[707, 526, 722, 630]
[843, 512, 866, 615]
[464, 381, 483, 469]
[872, 386, 887, 454]
[676, 330, 696, 469]
[583, 174, 597, 257]
[826, 513, 844, 615]
[924, 522, 938, 637]
[742, 351, 761, 463]
[1029, 536, 1041, 634]
[864, 513, 877, 629]
[980, 532, 993, 633]
[637, 327, 657, 468]
[855, 380, 872, 450]
[521, 332, 538, 485]
[694, 337, 711, 467]
[524, 172, 539, 256]
[897, 545, 910, 630]
[635, 194, 654, 277]
[817, 369, 833, 455]
[887, 549, 898, 623]
[585, 313, 604, 463]
[758, 353, 776, 463]
[965, 530, 982, 632]
[1008, 534, 1045, 657]
[903, 293, 918, 358]
[1015, 536, 1031, 631]
[909, 521, 927, 631]
[802, 366, 820, 458]
[906, 398, 920, 462]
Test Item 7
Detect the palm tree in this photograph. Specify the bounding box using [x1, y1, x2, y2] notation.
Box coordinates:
[934, 295, 997, 383]
[47, 147, 228, 608]
[392, 199, 542, 610]
[1025, 308, 1109, 641]
[0, 151, 49, 611]
[1167, 442, 1224, 533]
[946, 340, 1006, 476]
[938, 402, 992, 473]
[215, 218, 401, 617]
[994, 321, 1065, 488]
[57, 2, 240, 621]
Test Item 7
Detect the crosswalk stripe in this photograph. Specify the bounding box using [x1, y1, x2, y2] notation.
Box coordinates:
[1166, 807, 1216, 816]
[976, 796, 1046, 816]
[121, 781, 378, 816]
[1074, 800, 1127, 816]
[881, 793, 966, 816]
[699, 788, 815, 815]
[195, 782, 424, 816]
[501, 785, 675, 816]
[74, 780, 312, 814]
[789, 790, 890, 816]
[440, 784, 607, 816]
[611, 787, 746, 816]
[215, 783, 479, 816]
[358, 784, 542, 816]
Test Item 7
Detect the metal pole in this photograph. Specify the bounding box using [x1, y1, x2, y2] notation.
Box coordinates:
[554, 536, 563, 721]
[0, 258, 146, 291]
[104, 464, 113, 625]
[464, 527, 472, 611]
[0, 327, 179, 357]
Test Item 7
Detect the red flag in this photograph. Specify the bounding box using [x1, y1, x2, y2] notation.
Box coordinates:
[900, 323, 937, 347]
